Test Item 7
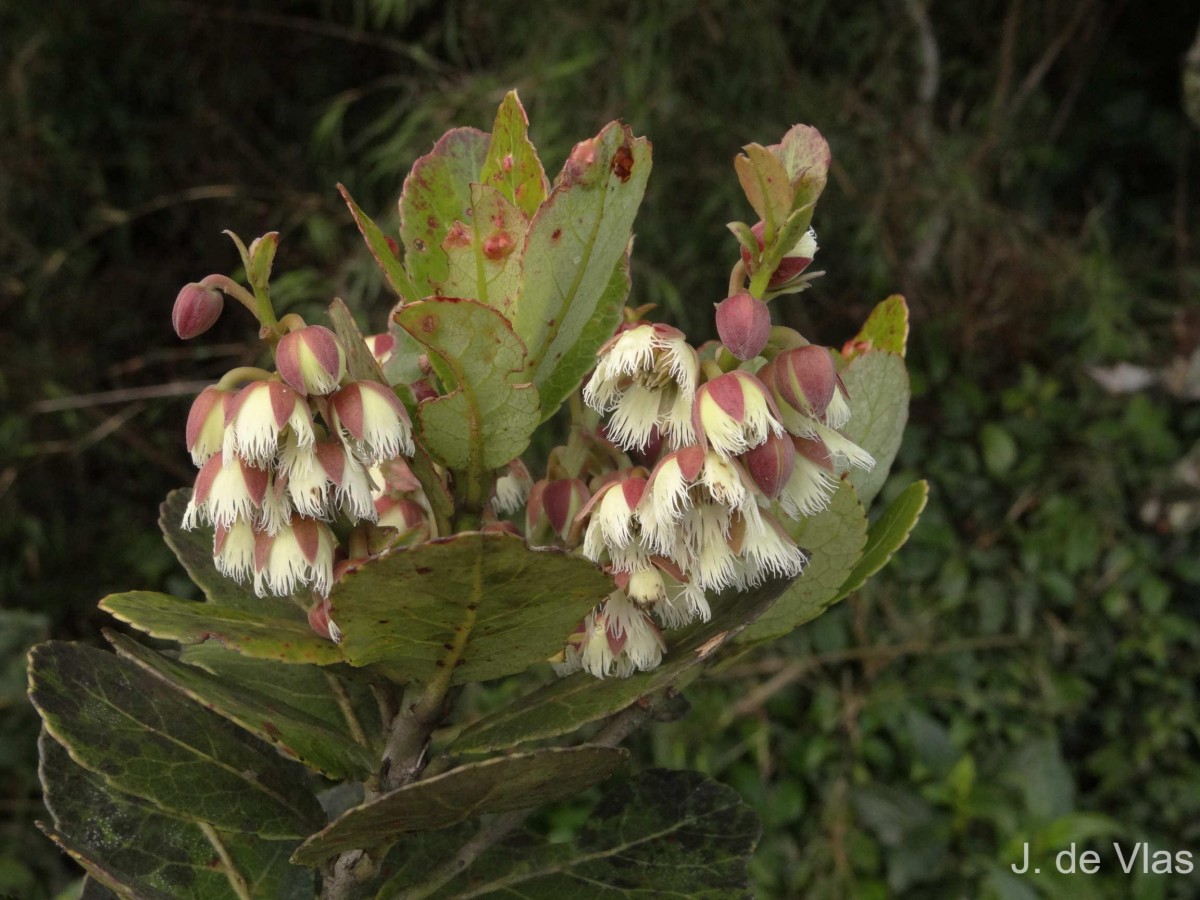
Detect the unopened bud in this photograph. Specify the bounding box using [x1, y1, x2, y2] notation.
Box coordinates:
[308, 597, 342, 643]
[527, 478, 590, 546]
[740, 430, 796, 499]
[276, 325, 347, 396]
[172, 282, 224, 339]
[715, 292, 771, 360]
[761, 345, 836, 434]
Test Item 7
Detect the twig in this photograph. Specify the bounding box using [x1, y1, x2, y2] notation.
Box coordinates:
[25, 402, 147, 456]
[719, 633, 1045, 723]
[168, 2, 449, 73]
[1007, 0, 1096, 121]
[29, 381, 212, 414]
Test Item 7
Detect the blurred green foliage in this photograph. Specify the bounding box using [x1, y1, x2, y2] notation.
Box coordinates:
[3, 1, 1199, 897]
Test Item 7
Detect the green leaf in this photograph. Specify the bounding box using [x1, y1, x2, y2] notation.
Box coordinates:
[329, 531, 610, 684]
[771, 124, 831, 208]
[339, 184, 420, 302]
[836, 480, 929, 598]
[514, 122, 651, 419]
[28, 642, 324, 838]
[734, 143, 793, 232]
[839, 350, 911, 508]
[99, 591, 344, 665]
[532, 247, 630, 423]
[328, 296, 389, 385]
[396, 298, 540, 475]
[479, 90, 549, 218]
[375, 769, 760, 899]
[400, 127, 491, 299]
[179, 643, 386, 753]
[159, 490, 301, 616]
[844, 294, 909, 358]
[106, 631, 376, 780]
[39, 731, 312, 899]
[247, 232, 279, 292]
[291, 746, 628, 866]
[451, 575, 793, 754]
[738, 480, 870, 644]
[439, 185, 525, 315]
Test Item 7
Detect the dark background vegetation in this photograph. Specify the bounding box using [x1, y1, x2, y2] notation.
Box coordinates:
[4, 1, 1200, 897]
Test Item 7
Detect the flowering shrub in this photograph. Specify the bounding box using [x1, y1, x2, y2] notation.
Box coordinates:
[29, 93, 924, 898]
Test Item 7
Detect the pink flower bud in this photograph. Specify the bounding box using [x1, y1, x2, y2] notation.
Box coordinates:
[409, 378, 438, 403]
[172, 282, 223, 339]
[715, 292, 771, 360]
[365, 333, 396, 366]
[739, 222, 818, 289]
[527, 478, 590, 546]
[761, 345, 836, 434]
[740, 430, 796, 499]
[276, 326, 347, 396]
[308, 597, 342, 642]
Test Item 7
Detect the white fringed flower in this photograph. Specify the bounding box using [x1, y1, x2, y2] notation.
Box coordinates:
[252, 517, 335, 597]
[183, 453, 268, 530]
[811, 421, 875, 473]
[329, 381, 415, 463]
[579, 476, 650, 571]
[584, 323, 700, 451]
[223, 380, 314, 466]
[779, 435, 840, 518]
[693, 370, 783, 459]
[736, 504, 807, 584]
[213, 518, 257, 582]
[576, 590, 665, 678]
[654, 576, 711, 628]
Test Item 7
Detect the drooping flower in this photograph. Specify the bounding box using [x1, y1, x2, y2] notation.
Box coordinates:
[329, 381, 414, 462]
[223, 380, 314, 466]
[733, 504, 807, 585]
[185, 386, 233, 466]
[579, 474, 650, 571]
[693, 370, 783, 458]
[253, 516, 335, 597]
[213, 518, 257, 582]
[280, 438, 376, 522]
[491, 460, 533, 515]
[574, 590, 666, 678]
[182, 452, 268, 530]
[778, 435, 840, 518]
[583, 323, 700, 451]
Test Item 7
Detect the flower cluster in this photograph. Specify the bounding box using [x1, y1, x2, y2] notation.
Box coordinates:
[557, 240, 874, 676]
[180, 324, 414, 599]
